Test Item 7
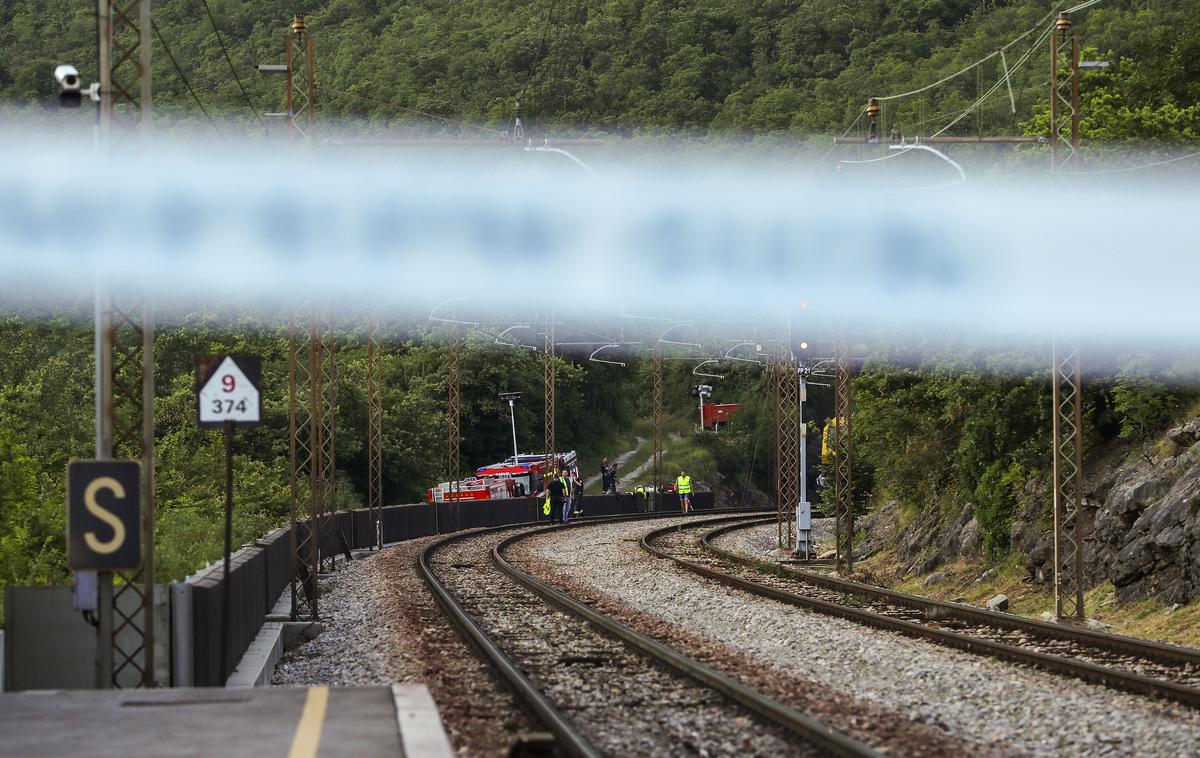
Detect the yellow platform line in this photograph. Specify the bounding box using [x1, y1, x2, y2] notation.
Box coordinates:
[288, 686, 329, 758]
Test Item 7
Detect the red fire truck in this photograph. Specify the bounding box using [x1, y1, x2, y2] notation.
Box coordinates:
[427, 451, 578, 502]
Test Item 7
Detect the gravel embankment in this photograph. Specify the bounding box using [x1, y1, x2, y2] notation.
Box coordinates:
[708, 521, 1200, 687]
[517, 516, 1200, 756]
[271, 536, 534, 756]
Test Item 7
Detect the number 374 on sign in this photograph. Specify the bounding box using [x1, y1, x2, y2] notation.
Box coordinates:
[197, 355, 263, 428]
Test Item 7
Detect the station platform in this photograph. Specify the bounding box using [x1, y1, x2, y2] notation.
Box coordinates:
[0, 684, 453, 757]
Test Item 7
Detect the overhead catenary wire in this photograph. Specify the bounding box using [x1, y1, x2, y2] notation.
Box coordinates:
[837, 147, 915, 165]
[928, 19, 1054, 137]
[836, 22, 1052, 173]
[152, 20, 224, 139]
[803, 108, 865, 177]
[894, 14, 1054, 142]
[874, 2, 1071, 103]
[877, 1, 1107, 140]
[900, 103, 977, 130]
[199, 0, 264, 127]
[1068, 150, 1200, 174]
[518, 0, 560, 102]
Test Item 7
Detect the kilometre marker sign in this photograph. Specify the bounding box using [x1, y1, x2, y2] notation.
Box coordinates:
[197, 355, 262, 428]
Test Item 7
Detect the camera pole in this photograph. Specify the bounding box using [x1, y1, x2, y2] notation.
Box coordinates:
[90, 1, 155, 689]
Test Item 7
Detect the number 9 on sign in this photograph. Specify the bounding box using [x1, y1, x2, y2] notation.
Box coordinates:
[197, 355, 262, 428]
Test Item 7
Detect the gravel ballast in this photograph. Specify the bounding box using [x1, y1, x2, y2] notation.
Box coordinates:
[430, 525, 823, 757]
[520, 516, 1200, 756]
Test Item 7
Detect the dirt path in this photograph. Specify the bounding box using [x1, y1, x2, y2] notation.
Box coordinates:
[583, 435, 645, 490]
[618, 432, 683, 485]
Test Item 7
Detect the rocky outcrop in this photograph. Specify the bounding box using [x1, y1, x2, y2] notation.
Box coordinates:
[1166, 418, 1200, 448]
[858, 414, 1200, 606]
[1011, 422, 1200, 605]
[1102, 448, 1200, 603]
[857, 499, 983, 577]
[854, 499, 901, 562]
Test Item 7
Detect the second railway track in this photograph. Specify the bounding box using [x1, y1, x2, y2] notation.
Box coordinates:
[419, 513, 879, 757]
[642, 517, 1200, 709]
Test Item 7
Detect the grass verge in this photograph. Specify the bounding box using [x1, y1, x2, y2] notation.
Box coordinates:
[860, 547, 1200, 648]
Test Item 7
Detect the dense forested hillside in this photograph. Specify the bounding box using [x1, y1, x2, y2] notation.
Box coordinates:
[2, 0, 1198, 140]
[0, 308, 650, 606]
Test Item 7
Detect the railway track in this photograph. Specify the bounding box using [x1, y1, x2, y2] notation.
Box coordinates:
[418, 512, 879, 757]
[642, 517, 1200, 709]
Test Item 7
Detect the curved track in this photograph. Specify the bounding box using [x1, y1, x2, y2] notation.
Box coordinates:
[418, 512, 879, 757]
[641, 518, 1200, 709]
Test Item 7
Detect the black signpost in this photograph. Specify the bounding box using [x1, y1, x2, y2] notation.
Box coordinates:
[196, 355, 263, 680]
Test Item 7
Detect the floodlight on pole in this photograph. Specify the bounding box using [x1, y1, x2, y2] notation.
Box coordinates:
[500, 392, 521, 461]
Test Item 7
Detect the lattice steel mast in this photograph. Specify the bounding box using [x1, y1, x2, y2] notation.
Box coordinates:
[315, 315, 337, 571]
[544, 312, 556, 465]
[774, 353, 800, 549]
[288, 312, 319, 620]
[286, 15, 315, 142]
[1047, 14, 1086, 619]
[97, 0, 152, 141]
[94, 0, 155, 690]
[447, 336, 462, 506]
[96, 292, 156, 688]
[367, 318, 384, 550]
[1052, 339, 1086, 619]
[651, 346, 663, 508]
[833, 343, 855, 572]
[1049, 14, 1081, 172]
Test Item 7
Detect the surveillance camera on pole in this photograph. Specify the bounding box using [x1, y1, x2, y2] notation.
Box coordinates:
[55, 64, 81, 92]
[52, 64, 101, 109]
[55, 64, 82, 108]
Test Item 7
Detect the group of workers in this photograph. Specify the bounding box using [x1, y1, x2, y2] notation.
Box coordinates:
[539, 464, 583, 524]
[540, 460, 694, 523]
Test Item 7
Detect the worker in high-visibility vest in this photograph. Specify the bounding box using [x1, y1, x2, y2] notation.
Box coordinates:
[675, 469, 693, 514]
[541, 471, 566, 523]
[559, 469, 573, 524]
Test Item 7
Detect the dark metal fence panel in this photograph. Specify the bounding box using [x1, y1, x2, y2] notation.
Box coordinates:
[189, 544, 265, 687]
[335, 511, 354, 551]
[189, 576, 221, 687]
[352, 509, 371, 549]
[259, 527, 291, 616]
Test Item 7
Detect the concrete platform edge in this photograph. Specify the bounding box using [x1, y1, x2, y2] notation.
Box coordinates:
[391, 684, 455, 758]
[226, 622, 284, 688]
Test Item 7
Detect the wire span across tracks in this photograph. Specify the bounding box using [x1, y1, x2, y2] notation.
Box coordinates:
[418, 511, 880, 758]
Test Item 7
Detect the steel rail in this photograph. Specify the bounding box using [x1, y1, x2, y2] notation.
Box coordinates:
[418, 526, 600, 758]
[639, 520, 1200, 709]
[417, 509, 772, 757]
[494, 517, 881, 758]
[704, 519, 1200, 667]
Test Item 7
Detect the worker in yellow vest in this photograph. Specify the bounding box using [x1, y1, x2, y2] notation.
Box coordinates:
[559, 470, 572, 524]
[675, 469, 693, 514]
